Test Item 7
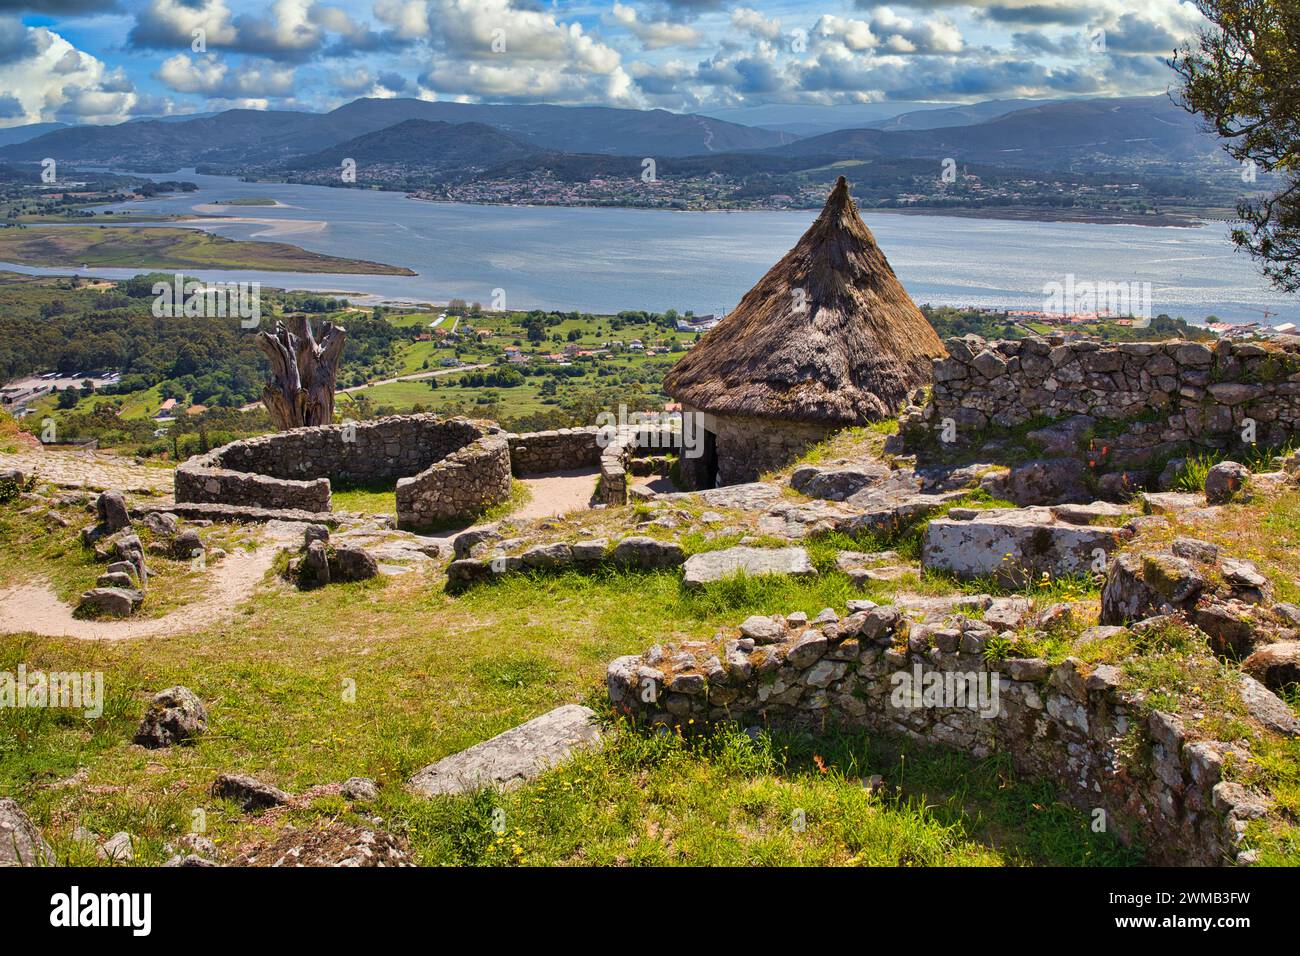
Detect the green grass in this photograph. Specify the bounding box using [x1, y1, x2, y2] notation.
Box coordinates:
[1172, 442, 1299, 493]
[330, 480, 398, 516]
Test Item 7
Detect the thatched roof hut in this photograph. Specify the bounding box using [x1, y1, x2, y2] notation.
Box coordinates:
[664, 176, 945, 425]
[665, 176, 945, 487]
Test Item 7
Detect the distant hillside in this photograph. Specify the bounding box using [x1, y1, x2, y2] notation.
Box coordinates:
[283, 119, 540, 175]
[0, 122, 68, 148]
[323, 99, 793, 156]
[865, 99, 1062, 131]
[0, 109, 323, 167]
[772, 96, 1225, 170]
[0, 98, 793, 169]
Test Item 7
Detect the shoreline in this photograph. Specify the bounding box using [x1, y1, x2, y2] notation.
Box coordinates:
[399, 190, 1209, 228]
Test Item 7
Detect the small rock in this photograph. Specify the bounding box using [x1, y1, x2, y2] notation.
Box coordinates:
[96, 832, 133, 862]
[341, 777, 380, 802]
[172, 528, 205, 561]
[95, 490, 132, 533]
[303, 524, 330, 548]
[1205, 461, 1250, 504]
[0, 798, 53, 866]
[738, 615, 785, 644]
[140, 511, 178, 537]
[210, 773, 292, 811]
[133, 686, 208, 748]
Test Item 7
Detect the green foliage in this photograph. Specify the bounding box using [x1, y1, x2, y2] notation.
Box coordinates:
[1172, 0, 1300, 292]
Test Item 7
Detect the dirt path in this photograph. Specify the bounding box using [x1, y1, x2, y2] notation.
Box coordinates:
[513, 468, 600, 520]
[0, 522, 302, 641]
[0, 448, 173, 495]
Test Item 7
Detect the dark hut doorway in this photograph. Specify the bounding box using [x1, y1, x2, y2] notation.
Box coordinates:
[702, 428, 719, 489]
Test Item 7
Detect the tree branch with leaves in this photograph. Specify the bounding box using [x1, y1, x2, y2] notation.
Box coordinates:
[1172, 0, 1300, 292]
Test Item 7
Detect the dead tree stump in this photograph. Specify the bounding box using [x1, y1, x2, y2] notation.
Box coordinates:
[258, 314, 346, 430]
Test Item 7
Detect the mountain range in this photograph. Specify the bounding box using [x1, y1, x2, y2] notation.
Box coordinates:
[0, 94, 1228, 187]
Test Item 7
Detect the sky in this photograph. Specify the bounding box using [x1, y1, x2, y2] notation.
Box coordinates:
[0, 0, 1208, 126]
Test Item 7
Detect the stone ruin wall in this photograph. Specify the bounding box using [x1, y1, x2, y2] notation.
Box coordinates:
[506, 427, 603, 474]
[904, 335, 1300, 480]
[609, 603, 1256, 866]
[175, 417, 689, 524]
[175, 415, 511, 529]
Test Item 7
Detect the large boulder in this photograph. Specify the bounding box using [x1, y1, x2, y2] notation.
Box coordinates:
[1026, 415, 1096, 456]
[682, 546, 816, 589]
[984, 458, 1089, 506]
[1243, 642, 1300, 694]
[133, 686, 208, 748]
[0, 798, 53, 866]
[77, 586, 143, 618]
[1238, 674, 1300, 737]
[1205, 461, 1250, 504]
[140, 511, 178, 537]
[923, 507, 1122, 583]
[235, 823, 413, 867]
[330, 546, 378, 582]
[611, 535, 685, 569]
[408, 704, 604, 796]
[790, 462, 889, 501]
[1100, 551, 1205, 625]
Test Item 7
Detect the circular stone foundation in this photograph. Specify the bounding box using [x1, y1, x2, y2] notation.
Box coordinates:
[174, 414, 512, 530]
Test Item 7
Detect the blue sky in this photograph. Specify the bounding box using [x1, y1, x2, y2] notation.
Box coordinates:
[0, 0, 1206, 125]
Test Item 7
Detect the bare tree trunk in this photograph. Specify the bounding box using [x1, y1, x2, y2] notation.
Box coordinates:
[259, 314, 346, 430]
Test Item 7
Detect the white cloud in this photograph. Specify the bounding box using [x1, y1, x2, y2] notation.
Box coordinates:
[0, 22, 139, 125]
[373, 0, 430, 40]
[156, 52, 295, 98]
[130, 0, 238, 50]
[730, 8, 782, 42]
[607, 3, 701, 51]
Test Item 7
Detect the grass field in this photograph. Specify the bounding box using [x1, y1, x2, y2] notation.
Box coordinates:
[0, 226, 415, 275]
[2, 451, 1298, 866]
[0, 508, 1139, 866]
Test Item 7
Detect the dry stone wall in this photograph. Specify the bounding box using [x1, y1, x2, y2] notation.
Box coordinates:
[903, 334, 1300, 477]
[175, 415, 511, 529]
[608, 602, 1262, 866]
[506, 428, 603, 474]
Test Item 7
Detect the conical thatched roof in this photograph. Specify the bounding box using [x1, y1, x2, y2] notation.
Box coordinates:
[663, 176, 946, 425]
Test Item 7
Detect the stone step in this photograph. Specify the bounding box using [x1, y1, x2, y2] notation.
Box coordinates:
[683, 545, 816, 589]
[408, 704, 605, 796]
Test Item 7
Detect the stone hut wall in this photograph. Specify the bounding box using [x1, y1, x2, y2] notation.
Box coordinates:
[903, 334, 1300, 474]
[608, 604, 1256, 866]
[712, 411, 835, 487]
[175, 414, 510, 527]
